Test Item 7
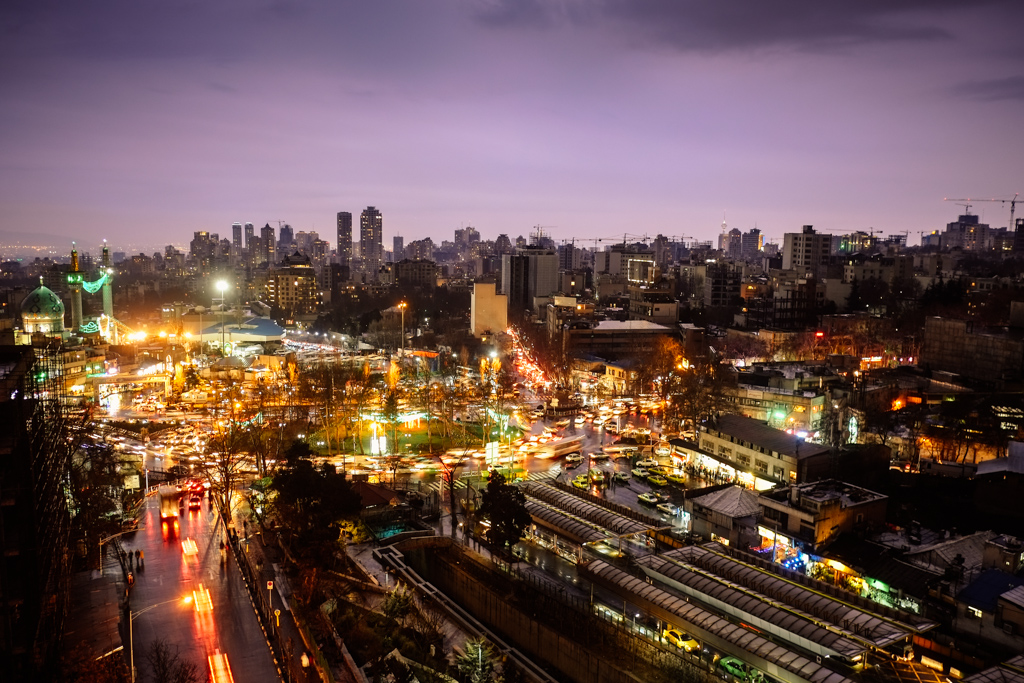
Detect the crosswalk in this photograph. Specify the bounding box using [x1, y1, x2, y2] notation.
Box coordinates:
[420, 468, 559, 495]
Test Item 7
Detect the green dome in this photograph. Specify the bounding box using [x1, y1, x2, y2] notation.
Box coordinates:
[21, 285, 65, 319]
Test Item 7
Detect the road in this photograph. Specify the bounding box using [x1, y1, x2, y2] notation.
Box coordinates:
[123, 491, 280, 682]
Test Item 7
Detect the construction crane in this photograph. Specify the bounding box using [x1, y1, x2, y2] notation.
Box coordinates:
[944, 194, 1020, 228]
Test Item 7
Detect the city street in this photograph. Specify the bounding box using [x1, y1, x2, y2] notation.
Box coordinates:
[122, 492, 280, 682]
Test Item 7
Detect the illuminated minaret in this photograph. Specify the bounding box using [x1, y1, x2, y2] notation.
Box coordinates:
[67, 242, 84, 331]
[101, 240, 114, 318]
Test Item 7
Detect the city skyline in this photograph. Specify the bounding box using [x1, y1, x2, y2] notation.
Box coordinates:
[2, 1, 1023, 249]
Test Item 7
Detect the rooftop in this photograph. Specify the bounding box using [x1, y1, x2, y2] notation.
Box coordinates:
[956, 569, 1024, 613]
[689, 485, 760, 518]
[591, 320, 670, 332]
[767, 479, 887, 508]
[705, 413, 831, 460]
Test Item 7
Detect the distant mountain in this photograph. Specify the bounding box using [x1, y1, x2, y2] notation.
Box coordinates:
[0, 230, 70, 248]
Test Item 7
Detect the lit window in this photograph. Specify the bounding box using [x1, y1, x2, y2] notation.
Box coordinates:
[968, 606, 982, 618]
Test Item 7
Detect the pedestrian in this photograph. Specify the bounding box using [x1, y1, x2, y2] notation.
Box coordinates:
[127, 572, 134, 587]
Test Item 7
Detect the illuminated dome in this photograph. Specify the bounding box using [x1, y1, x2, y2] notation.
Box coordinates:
[21, 283, 65, 334]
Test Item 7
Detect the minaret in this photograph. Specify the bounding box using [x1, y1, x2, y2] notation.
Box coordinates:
[67, 242, 84, 331]
[101, 240, 114, 318]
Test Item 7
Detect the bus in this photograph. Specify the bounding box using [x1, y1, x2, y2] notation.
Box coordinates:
[159, 485, 179, 519]
[534, 435, 584, 459]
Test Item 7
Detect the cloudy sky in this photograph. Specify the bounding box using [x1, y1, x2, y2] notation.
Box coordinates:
[2, 0, 1022, 252]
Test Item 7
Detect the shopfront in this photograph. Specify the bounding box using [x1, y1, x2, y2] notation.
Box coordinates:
[755, 525, 807, 572]
[671, 445, 776, 490]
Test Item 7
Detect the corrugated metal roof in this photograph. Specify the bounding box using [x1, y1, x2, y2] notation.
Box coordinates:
[585, 560, 856, 683]
[522, 482, 651, 535]
[637, 554, 866, 659]
[524, 498, 608, 544]
[667, 544, 918, 647]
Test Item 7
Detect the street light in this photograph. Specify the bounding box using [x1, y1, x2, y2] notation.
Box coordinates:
[129, 595, 193, 683]
[216, 280, 229, 352]
[398, 302, 407, 355]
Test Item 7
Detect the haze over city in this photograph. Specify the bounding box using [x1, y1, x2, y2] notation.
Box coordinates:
[2, 0, 1023, 251]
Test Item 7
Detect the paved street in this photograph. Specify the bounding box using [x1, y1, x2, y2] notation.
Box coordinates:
[123, 492, 280, 682]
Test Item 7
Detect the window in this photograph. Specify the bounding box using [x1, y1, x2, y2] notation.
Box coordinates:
[755, 460, 768, 474]
[737, 454, 751, 467]
[968, 606, 983, 619]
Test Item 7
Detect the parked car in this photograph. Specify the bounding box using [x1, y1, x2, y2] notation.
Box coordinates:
[631, 467, 649, 478]
[657, 502, 678, 516]
[636, 458, 659, 468]
[638, 492, 660, 505]
[565, 452, 584, 464]
[612, 472, 630, 483]
[647, 475, 668, 487]
[664, 629, 699, 652]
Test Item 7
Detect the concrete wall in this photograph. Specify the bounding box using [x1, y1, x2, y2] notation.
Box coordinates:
[471, 282, 508, 337]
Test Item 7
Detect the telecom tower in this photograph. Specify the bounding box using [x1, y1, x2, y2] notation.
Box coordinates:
[66, 243, 84, 331]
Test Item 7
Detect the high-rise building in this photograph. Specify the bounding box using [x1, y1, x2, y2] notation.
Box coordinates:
[266, 251, 320, 315]
[741, 228, 763, 259]
[360, 206, 383, 278]
[393, 235, 404, 262]
[500, 248, 559, 313]
[337, 212, 353, 266]
[782, 225, 832, 278]
[278, 224, 295, 254]
[294, 230, 318, 255]
[0, 343, 73, 679]
[232, 222, 243, 258]
[260, 223, 276, 266]
[244, 222, 255, 252]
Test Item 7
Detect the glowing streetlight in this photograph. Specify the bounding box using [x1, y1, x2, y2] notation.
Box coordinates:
[397, 302, 407, 355]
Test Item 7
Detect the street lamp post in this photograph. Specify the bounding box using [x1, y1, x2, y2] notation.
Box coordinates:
[398, 302, 407, 355]
[216, 280, 229, 352]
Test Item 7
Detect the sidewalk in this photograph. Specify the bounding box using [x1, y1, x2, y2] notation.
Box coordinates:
[231, 505, 341, 683]
[61, 548, 126, 669]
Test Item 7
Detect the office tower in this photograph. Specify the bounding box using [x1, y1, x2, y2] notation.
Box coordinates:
[244, 222, 255, 251]
[337, 212, 353, 266]
[500, 247, 559, 313]
[360, 206, 383, 278]
[278, 224, 295, 254]
[295, 230, 318, 255]
[782, 225, 832, 278]
[260, 223, 276, 266]
[741, 228, 763, 259]
[232, 222, 243, 258]
[393, 235, 404, 262]
[494, 234, 513, 254]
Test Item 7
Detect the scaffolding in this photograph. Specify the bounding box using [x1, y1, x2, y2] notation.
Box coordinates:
[0, 339, 73, 679]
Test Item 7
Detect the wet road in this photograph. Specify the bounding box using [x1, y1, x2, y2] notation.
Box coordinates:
[123, 492, 279, 682]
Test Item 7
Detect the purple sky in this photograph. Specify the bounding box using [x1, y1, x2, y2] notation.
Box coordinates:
[2, 0, 1023, 253]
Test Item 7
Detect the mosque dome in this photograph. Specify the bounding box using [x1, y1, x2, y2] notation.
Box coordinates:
[21, 283, 65, 334]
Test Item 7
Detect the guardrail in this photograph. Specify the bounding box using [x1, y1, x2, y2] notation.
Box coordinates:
[373, 544, 560, 683]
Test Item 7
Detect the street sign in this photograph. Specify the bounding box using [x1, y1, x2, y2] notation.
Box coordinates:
[267, 581, 273, 590]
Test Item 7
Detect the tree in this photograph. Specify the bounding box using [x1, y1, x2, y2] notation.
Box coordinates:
[476, 470, 531, 554]
[455, 639, 496, 683]
[271, 455, 362, 567]
[146, 640, 201, 683]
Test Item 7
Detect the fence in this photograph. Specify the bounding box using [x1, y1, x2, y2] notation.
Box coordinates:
[225, 513, 335, 683]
